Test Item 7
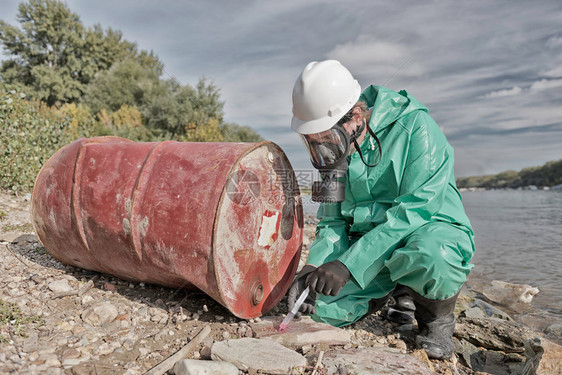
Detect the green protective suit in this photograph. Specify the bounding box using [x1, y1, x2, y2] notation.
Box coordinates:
[306, 85, 475, 327]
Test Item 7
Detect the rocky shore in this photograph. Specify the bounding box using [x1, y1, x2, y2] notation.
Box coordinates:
[1, 191, 561, 374]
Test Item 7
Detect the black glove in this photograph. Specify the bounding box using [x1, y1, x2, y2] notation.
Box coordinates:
[287, 265, 317, 318]
[306, 260, 351, 296]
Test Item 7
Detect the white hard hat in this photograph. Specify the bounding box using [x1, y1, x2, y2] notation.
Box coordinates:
[291, 60, 361, 135]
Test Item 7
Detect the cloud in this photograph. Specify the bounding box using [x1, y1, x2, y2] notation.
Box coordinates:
[482, 78, 562, 99]
[530, 78, 562, 92]
[448, 122, 562, 142]
[325, 35, 424, 82]
[546, 35, 562, 49]
[544, 65, 562, 77]
[485, 86, 523, 98]
[328, 37, 407, 64]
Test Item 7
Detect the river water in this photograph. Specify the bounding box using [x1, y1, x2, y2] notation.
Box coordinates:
[461, 190, 562, 319]
[301, 190, 562, 322]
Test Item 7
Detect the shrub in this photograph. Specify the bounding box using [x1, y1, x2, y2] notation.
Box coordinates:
[0, 84, 67, 193]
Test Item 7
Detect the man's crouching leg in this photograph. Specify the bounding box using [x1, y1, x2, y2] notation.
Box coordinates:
[384, 222, 474, 359]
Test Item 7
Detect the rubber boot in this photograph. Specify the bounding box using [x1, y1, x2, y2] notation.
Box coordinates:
[386, 285, 416, 325]
[408, 288, 459, 360]
[368, 294, 391, 314]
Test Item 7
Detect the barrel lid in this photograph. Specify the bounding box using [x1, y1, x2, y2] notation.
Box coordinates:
[213, 142, 303, 318]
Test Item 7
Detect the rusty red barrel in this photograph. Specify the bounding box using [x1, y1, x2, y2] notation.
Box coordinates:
[32, 137, 303, 318]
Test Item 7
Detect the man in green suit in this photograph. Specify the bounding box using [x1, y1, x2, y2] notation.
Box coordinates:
[287, 60, 475, 360]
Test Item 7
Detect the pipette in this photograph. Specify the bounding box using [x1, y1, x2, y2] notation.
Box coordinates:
[279, 286, 309, 331]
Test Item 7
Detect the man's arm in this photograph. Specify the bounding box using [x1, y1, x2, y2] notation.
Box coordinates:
[287, 201, 350, 313]
[306, 201, 351, 266]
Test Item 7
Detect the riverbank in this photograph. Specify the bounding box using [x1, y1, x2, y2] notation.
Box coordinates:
[1, 192, 560, 374]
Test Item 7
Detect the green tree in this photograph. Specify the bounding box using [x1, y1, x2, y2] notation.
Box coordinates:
[220, 122, 263, 142]
[84, 59, 227, 139]
[0, 0, 161, 106]
[141, 78, 225, 139]
[82, 58, 163, 114]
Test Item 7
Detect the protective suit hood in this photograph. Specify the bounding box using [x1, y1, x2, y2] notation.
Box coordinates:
[359, 85, 428, 133]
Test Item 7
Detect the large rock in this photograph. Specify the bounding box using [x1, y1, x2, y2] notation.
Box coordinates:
[250, 316, 351, 347]
[211, 338, 306, 374]
[467, 299, 513, 321]
[174, 359, 238, 375]
[455, 317, 533, 353]
[81, 301, 118, 326]
[482, 280, 539, 306]
[322, 347, 433, 375]
[22, 331, 39, 353]
[536, 338, 562, 375]
[523, 337, 562, 375]
[454, 338, 486, 371]
[454, 342, 528, 374]
[454, 317, 531, 373]
[545, 323, 562, 337]
[454, 317, 562, 374]
[48, 279, 71, 293]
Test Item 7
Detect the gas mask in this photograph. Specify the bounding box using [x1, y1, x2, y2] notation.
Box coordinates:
[300, 115, 381, 203]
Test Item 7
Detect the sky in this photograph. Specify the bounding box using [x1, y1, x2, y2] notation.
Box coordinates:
[1, 0, 561, 178]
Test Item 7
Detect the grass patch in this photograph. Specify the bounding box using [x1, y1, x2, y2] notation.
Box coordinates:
[1, 223, 34, 232]
[0, 211, 7, 221]
[0, 300, 44, 339]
